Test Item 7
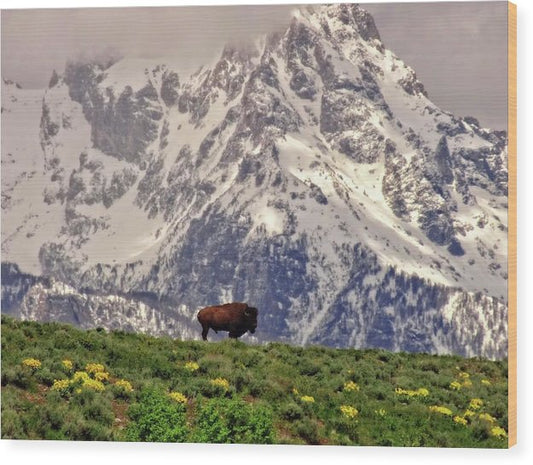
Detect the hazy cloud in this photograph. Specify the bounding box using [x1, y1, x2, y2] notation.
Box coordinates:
[1, 2, 508, 129]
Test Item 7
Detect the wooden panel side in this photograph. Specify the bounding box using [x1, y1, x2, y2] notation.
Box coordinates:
[507, 0, 517, 449]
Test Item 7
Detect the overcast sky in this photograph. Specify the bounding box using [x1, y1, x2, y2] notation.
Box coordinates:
[1, 1, 508, 129]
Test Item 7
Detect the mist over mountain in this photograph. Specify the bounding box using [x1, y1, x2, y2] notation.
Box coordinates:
[1, 4, 508, 359]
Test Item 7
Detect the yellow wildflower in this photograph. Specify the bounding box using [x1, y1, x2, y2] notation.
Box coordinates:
[72, 371, 90, 383]
[449, 381, 462, 391]
[169, 391, 187, 404]
[481, 379, 492, 386]
[375, 408, 387, 417]
[453, 416, 468, 426]
[292, 387, 299, 395]
[395, 387, 429, 397]
[490, 426, 508, 439]
[463, 409, 476, 418]
[429, 405, 453, 416]
[210, 377, 230, 391]
[94, 371, 110, 382]
[458, 372, 470, 379]
[184, 361, 199, 372]
[51, 379, 71, 393]
[469, 398, 483, 410]
[85, 363, 105, 374]
[478, 413, 496, 424]
[300, 395, 315, 403]
[343, 381, 360, 392]
[22, 358, 41, 369]
[81, 378, 105, 392]
[114, 379, 134, 392]
[340, 405, 359, 419]
[62, 359, 73, 371]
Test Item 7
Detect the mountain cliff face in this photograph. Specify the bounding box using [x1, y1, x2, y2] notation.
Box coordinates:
[1, 4, 509, 358]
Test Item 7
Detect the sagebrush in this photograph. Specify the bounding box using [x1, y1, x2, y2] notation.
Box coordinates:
[1, 316, 508, 447]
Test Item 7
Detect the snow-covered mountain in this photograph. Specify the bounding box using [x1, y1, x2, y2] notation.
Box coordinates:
[1, 4, 508, 358]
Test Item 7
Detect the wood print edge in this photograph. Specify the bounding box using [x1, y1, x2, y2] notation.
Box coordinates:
[507, 0, 517, 449]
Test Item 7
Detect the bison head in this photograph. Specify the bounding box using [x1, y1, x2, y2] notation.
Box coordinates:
[244, 306, 258, 333]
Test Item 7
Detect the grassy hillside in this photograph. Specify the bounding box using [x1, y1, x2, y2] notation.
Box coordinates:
[1, 316, 509, 447]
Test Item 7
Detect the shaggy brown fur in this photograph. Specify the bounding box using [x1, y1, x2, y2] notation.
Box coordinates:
[197, 302, 258, 341]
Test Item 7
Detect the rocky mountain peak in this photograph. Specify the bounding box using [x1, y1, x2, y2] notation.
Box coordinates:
[293, 3, 381, 44]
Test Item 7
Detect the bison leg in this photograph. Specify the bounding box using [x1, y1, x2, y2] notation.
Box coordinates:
[201, 324, 209, 341]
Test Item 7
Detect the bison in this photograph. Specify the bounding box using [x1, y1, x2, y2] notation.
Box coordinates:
[197, 302, 258, 341]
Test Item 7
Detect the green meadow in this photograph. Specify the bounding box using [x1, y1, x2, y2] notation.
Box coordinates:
[1, 315, 508, 447]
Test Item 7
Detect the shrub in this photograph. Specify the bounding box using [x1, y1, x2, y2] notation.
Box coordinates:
[193, 398, 274, 444]
[248, 378, 284, 400]
[294, 418, 320, 444]
[231, 368, 253, 393]
[2, 366, 32, 390]
[126, 388, 188, 442]
[150, 356, 175, 380]
[246, 404, 275, 444]
[66, 417, 113, 441]
[1, 388, 27, 438]
[82, 398, 114, 425]
[193, 399, 230, 443]
[34, 366, 57, 387]
[367, 384, 390, 401]
[418, 360, 441, 374]
[53, 330, 76, 350]
[1, 408, 25, 438]
[71, 387, 97, 407]
[239, 350, 264, 368]
[279, 402, 304, 421]
[298, 359, 321, 377]
[330, 416, 358, 443]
